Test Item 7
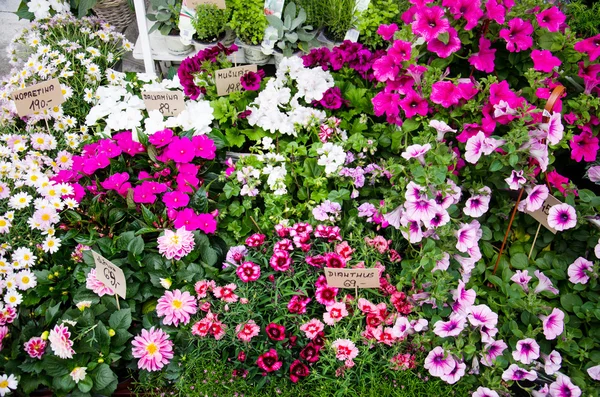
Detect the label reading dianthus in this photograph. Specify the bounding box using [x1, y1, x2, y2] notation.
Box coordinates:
[324, 268, 380, 289]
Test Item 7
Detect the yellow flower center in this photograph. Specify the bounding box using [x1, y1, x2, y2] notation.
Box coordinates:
[23, 254, 30, 261]
[22, 276, 29, 284]
[42, 214, 51, 221]
[169, 235, 180, 245]
[47, 240, 55, 247]
[0, 380, 8, 388]
[146, 342, 158, 355]
[9, 296, 17, 303]
[19, 198, 26, 203]
[172, 299, 183, 309]
[0, 220, 6, 227]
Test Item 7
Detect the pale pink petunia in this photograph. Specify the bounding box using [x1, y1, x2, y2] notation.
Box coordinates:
[464, 132, 486, 163]
[512, 338, 540, 365]
[588, 166, 600, 183]
[383, 205, 404, 230]
[541, 111, 564, 146]
[401, 143, 432, 165]
[549, 375, 582, 397]
[455, 220, 482, 252]
[587, 364, 600, 380]
[468, 304, 498, 329]
[440, 359, 466, 384]
[131, 327, 174, 372]
[429, 120, 457, 141]
[502, 364, 538, 382]
[392, 316, 412, 339]
[543, 350, 562, 375]
[405, 181, 428, 202]
[404, 199, 438, 223]
[433, 313, 467, 337]
[568, 257, 593, 284]
[481, 339, 507, 366]
[463, 193, 491, 218]
[547, 203, 577, 231]
[300, 319, 325, 339]
[425, 208, 450, 229]
[524, 184, 549, 212]
[156, 289, 197, 327]
[596, 238, 600, 259]
[532, 385, 549, 397]
[540, 308, 565, 340]
[505, 170, 526, 190]
[472, 387, 499, 397]
[531, 50, 562, 73]
[452, 279, 477, 310]
[400, 217, 424, 244]
[432, 252, 450, 272]
[424, 346, 456, 377]
[534, 270, 559, 295]
[511, 270, 532, 292]
[331, 339, 359, 361]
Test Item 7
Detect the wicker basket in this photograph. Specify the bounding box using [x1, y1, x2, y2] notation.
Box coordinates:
[93, 0, 135, 31]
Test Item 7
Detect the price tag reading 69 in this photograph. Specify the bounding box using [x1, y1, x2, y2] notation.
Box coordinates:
[92, 251, 127, 299]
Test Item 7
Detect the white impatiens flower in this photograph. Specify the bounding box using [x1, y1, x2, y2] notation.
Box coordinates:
[144, 109, 166, 136]
[28, 0, 51, 20]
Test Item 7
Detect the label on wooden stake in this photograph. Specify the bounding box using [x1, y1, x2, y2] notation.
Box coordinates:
[186, 0, 226, 9]
[11, 78, 64, 116]
[344, 29, 360, 42]
[324, 268, 380, 289]
[142, 91, 185, 116]
[93, 251, 127, 299]
[215, 65, 257, 96]
[525, 195, 562, 234]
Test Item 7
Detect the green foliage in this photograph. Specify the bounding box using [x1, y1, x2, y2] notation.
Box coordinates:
[192, 3, 231, 42]
[322, 0, 357, 42]
[264, 2, 318, 56]
[228, 0, 268, 45]
[356, 0, 401, 50]
[294, 0, 325, 30]
[147, 0, 181, 35]
[565, 0, 600, 37]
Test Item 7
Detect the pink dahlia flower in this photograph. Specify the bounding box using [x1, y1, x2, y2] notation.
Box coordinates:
[157, 228, 195, 260]
[156, 289, 197, 327]
[132, 327, 174, 371]
[23, 336, 47, 359]
[85, 268, 115, 297]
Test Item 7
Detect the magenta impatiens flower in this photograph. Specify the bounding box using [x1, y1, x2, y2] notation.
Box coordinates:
[165, 137, 196, 163]
[502, 364, 537, 382]
[536, 6, 566, 32]
[412, 6, 450, 41]
[148, 128, 174, 147]
[197, 213, 218, 234]
[547, 203, 577, 231]
[131, 327, 174, 371]
[540, 308, 565, 340]
[568, 257, 593, 284]
[377, 23, 398, 41]
[512, 338, 540, 364]
[162, 190, 189, 209]
[469, 37, 496, 73]
[549, 375, 582, 397]
[156, 289, 198, 326]
[424, 346, 455, 377]
[570, 132, 599, 162]
[499, 18, 534, 52]
[531, 50, 561, 73]
[192, 135, 216, 160]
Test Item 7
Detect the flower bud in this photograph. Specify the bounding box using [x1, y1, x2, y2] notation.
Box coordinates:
[41, 331, 49, 340]
[98, 358, 104, 363]
[108, 329, 116, 337]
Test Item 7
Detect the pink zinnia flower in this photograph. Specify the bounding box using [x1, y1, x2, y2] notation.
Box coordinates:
[544, 350, 562, 375]
[472, 387, 499, 397]
[86, 268, 115, 297]
[469, 37, 496, 73]
[236, 261, 261, 282]
[131, 327, 174, 372]
[157, 228, 195, 260]
[48, 324, 75, 359]
[300, 319, 325, 340]
[502, 364, 537, 382]
[412, 6, 449, 41]
[433, 313, 467, 337]
[534, 270, 559, 295]
[574, 34, 600, 62]
[331, 339, 359, 361]
[570, 132, 599, 162]
[512, 338, 540, 364]
[511, 270, 532, 292]
[481, 339, 507, 366]
[499, 18, 533, 52]
[536, 6, 566, 33]
[427, 27, 461, 58]
[377, 23, 398, 41]
[257, 349, 282, 372]
[323, 302, 349, 326]
[156, 289, 197, 327]
[213, 283, 239, 303]
[547, 203, 577, 231]
[424, 346, 455, 377]
[568, 257, 593, 284]
[549, 375, 582, 397]
[23, 336, 46, 359]
[236, 320, 260, 342]
[531, 50, 561, 73]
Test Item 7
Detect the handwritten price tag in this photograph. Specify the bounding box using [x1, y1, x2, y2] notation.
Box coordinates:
[186, 0, 226, 9]
[11, 78, 65, 117]
[92, 251, 127, 299]
[215, 65, 257, 96]
[525, 194, 562, 234]
[324, 268, 380, 289]
[142, 91, 185, 117]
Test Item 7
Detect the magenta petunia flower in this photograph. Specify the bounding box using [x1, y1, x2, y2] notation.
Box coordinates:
[570, 132, 599, 162]
[431, 81, 461, 108]
[472, 387, 499, 397]
[499, 18, 533, 52]
[568, 257, 593, 285]
[443, 0, 483, 30]
[388, 40, 413, 63]
[481, 339, 507, 367]
[399, 91, 429, 119]
[543, 350, 562, 375]
[547, 203, 577, 231]
[377, 23, 398, 41]
[257, 349, 283, 372]
[512, 338, 540, 364]
[469, 37, 496, 73]
[156, 289, 197, 327]
[424, 346, 456, 377]
[433, 313, 467, 338]
[511, 270, 532, 292]
[236, 261, 261, 283]
[240, 71, 262, 91]
[372, 55, 399, 82]
[372, 91, 400, 118]
[412, 6, 450, 41]
[549, 375, 582, 397]
[534, 270, 559, 295]
[536, 6, 566, 33]
[485, 0, 514, 24]
[502, 364, 537, 382]
[531, 50, 562, 73]
[489, 80, 524, 109]
[427, 27, 461, 58]
[574, 34, 600, 62]
[131, 327, 174, 372]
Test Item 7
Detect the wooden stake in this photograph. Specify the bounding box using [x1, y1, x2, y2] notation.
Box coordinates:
[528, 223, 542, 260]
[115, 294, 121, 310]
[493, 188, 524, 275]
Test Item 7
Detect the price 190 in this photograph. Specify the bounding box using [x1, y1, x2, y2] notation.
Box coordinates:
[29, 98, 52, 111]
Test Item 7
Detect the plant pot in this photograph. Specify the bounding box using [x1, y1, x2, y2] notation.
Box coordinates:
[164, 32, 194, 56]
[236, 38, 271, 65]
[222, 28, 236, 47]
[317, 29, 342, 50]
[193, 31, 226, 48]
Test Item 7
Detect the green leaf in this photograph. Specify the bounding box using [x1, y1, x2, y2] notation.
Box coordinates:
[327, 189, 351, 204]
[141, 205, 158, 225]
[190, 188, 209, 213]
[489, 160, 503, 172]
[127, 236, 145, 256]
[510, 253, 529, 270]
[15, 1, 35, 20]
[78, 0, 97, 18]
[78, 376, 93, 393]
[561, 293, 583, 312]
[437, 31, 449, 45]
[45, 302, 61, 324]
[92, 364, 118, 394]
[109, 308, 132, 331]
[96, 321, 111, 355]
[200, 246, 218, 267]
[53, 374, 76, 392]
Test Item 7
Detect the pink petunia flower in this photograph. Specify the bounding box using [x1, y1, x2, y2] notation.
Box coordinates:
[443, 0, 483, 30]
[377, 24, 398, 41]
[236, 261, 261, 283]
[524, 184, 549, 212]
[433, 313, 467, 337]
[541, 111, 564, 146]
[549, 375, 582, 397]
[485, 0, 514, 24]
[323, 302, 349, 326]
[86, 268, 115, 297]
[23, 336, 47, 359]
[472, 387, 499, 397]
[547, 203, 577, 231]
[505, 170, 526, 190]
[568, 257, 593, 284]
[463, 191, 491, 218]
[502, 364, 537, 382]
[499, 18, 533, 52]
[531, 50, 561, 73]
[427, 27, 461, 58]
[236, 320, 260, 342]
[412, 6, 450, 41]
[570, 132, 599, 162]
[131, 327, 174, 372]
[402, 143, 431, 164]
[372, 56, 399, 83]
[468, 304, 498, 329]
[543, 350, 562, 375]
[469, 37, 496, 73]
[481, 339, 507, 367]
[372, 91, 400, 118]
[424, 346, 455, 377]
[388, 40, 413, 63]
[512, 338, 540, 364]
[331, 339, 359, 361]
[156, 289, 197, 327]
[511, 270, 532, 292]
[300, 319, 325, 339]
[534, 270, 560, 295]
[440, 359, 466, 384]
[399, 91, 429, 119]
[452, 279, 477, 315]
[587, 365, 600, 380]
[536, 6, 566, 33]
[404, 198, 438, 223]
[574, 34, 600, 62]
[455, 220, 482, 253]
[429, 119, 457, 141]
[431, 81, 461, 108]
